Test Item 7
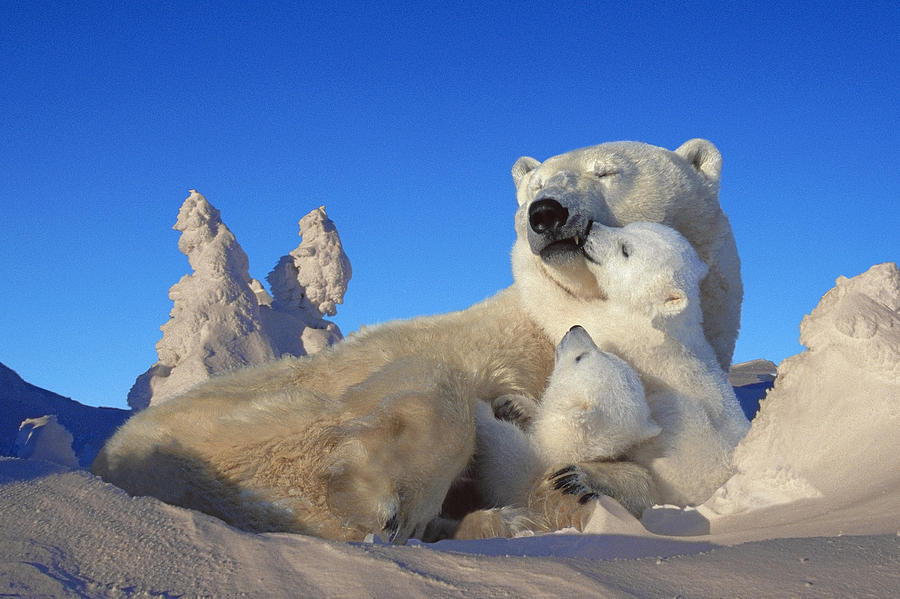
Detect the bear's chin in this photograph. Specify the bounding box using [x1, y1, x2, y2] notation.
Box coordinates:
[538, 254, 605, 300]
[538, 240, 584, 264]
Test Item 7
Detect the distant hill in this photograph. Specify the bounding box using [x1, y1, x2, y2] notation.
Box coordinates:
[729, 359, 776, 420]
[0, 362, 129, 467]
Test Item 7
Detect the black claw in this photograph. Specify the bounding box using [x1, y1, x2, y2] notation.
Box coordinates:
[384, 513, 399, 541]
[562, 485, 582, 496]
[494, 400, 531, 429]
[579, 493, 600, 505]
[549, 465, 577, 480]
[552, 472, 581, 490]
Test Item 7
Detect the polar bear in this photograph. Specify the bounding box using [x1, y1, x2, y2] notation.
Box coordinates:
[94, 139, 742, 543]
[474, 326, 660, 510]
[511, 139, 741, 371]
[454, 223, 747, 539]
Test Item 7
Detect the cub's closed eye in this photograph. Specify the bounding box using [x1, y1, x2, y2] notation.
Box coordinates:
[575, 352, 588, 363]
[594, 169, 619, 178]
[621, 243, 630, 258]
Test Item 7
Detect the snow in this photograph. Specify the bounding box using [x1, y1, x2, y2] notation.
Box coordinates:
[262, 204, 351, 357]
[14, 415, 78, 469]
[1, 263, 898, 596]
[127, 192, 351, 410]
[269, 205, 352, 319]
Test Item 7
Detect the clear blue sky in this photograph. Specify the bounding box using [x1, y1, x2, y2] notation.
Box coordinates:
[2, 2, 897, 409]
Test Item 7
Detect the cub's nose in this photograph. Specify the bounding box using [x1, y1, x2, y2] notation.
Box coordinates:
[528, 198, 569, 234]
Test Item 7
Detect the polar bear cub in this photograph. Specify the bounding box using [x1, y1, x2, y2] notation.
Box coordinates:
[475, 326, 660, 509]
[580, 221, 750, 506]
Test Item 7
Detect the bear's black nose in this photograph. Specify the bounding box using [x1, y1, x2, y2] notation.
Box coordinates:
[528, 199, 569, 234]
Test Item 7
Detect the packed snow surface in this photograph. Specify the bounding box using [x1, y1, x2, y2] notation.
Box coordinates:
[2, 263, 898, 596]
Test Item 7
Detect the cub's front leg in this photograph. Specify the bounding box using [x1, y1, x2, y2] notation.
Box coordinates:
[490, 394, 539, 429]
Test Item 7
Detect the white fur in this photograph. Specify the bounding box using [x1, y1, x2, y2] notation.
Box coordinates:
[532, 327, 661, 465]
[511, 139, 742, 371]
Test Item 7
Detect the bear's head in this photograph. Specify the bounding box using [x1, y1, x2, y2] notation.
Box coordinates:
[533, 326, 661, 464]
[582, 222, 708, 323]
[511, 139, 721, 302]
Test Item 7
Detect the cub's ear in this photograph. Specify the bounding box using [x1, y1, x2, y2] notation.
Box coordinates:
[675, 139, 722, 183]
[511, 156, 541, 188]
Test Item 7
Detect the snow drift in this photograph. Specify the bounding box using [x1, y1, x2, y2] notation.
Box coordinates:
[1, 263, 897, 596]
[703, 262, 899, 519]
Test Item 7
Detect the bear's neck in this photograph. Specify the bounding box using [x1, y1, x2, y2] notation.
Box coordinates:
[534, 295, 727, 404]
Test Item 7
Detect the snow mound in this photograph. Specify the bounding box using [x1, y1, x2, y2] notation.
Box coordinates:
[127, 192, 351, 410]
[14, 415, 78, 468]
[1, 457, 896, 597]
[702, 263, 899, 518]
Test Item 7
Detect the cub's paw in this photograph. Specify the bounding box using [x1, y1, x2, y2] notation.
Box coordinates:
[526, 466, 599, 532]
[535, 461, 655, 519]
[491, 394, 539, 429]
[548, 465, 603, 504]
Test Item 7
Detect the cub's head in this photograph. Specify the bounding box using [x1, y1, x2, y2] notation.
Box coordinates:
[582, 222, 708, 321]
[534, 326, 660, 463]
[511, 139, 720, 300]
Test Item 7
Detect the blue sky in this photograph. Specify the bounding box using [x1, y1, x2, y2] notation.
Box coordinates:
[2, 2, 897, 410]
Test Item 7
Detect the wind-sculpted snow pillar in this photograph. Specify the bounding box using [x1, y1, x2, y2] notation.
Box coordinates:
[263, 206, 352, 355]
[127, 191, 276, 410]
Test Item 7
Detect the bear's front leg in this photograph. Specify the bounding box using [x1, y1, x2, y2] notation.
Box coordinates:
[325, 360, 478, 544]
[528, 460, 655, 528]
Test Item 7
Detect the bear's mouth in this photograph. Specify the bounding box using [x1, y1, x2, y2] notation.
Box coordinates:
[538, 221, 593, 265]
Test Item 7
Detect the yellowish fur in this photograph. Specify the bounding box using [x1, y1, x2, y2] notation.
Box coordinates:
[95, 291, 555, 542]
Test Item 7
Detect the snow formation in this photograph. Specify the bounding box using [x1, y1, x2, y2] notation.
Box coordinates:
[262, 205, 351, 356]
[127, 192, 351, 410]
[0, 362, 129, 467]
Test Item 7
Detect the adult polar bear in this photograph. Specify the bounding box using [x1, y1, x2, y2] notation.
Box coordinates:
[94, 139, 742, 544]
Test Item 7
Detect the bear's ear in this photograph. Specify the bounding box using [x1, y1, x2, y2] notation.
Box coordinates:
[661, 287, 689, 316]
[675, 139, 722, 183]
[511, 156, 541, 188]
